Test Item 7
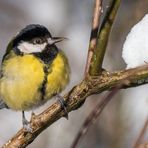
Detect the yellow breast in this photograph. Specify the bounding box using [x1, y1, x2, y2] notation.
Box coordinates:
[0, 53, 44, 110]
[0, 50, 70, 111]
[45, 51, 70, 99]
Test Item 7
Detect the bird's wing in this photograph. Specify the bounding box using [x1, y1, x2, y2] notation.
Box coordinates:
[2, 38, 14, 63]
[0, 99, 9, 109]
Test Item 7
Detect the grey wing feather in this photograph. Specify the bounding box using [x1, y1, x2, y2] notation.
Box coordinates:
[0, 99, 8, 109]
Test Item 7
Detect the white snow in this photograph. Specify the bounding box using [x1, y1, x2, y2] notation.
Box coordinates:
[122, 14, 148, 69]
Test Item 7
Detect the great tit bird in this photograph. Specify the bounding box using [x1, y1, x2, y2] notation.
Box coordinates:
[0, 24, 70, 131]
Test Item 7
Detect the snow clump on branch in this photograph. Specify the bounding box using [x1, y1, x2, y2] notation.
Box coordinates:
[122, 14, 148, 69]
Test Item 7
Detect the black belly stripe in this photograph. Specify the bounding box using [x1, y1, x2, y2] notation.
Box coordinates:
[40, 65, 49, 100]
[34, 45, 59, 100]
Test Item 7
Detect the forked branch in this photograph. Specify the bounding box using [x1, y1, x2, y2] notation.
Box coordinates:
[3, 65, 148, 148]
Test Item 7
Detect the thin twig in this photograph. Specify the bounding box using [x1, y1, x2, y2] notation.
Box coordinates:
[134, 118, 148, 148]
[137, 143, 148, 148]
[89, 0, 121, 75]
[71, 83, 123, 148]
[85, 0, 103, 75]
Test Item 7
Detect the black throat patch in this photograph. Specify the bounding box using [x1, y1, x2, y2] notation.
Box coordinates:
[34, 44, 59, 64]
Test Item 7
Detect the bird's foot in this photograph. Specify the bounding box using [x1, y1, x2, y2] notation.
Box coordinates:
[56, 94, 68, 119]
[23, 120, 33, 133]
[22, 111, 33, 133]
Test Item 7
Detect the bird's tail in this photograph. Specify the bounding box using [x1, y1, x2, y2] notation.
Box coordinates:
[0, 99, 8, 109]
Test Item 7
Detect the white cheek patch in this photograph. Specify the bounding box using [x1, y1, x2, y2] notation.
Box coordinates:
[18, 42, 47, 53]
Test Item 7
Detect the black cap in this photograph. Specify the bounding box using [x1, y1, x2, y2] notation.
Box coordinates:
[13, 24, 51, 47]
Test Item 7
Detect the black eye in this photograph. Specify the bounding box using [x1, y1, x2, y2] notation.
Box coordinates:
[32, 38, 43, 44]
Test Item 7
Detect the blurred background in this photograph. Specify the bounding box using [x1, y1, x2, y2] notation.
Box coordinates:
[0, 0, 147, 148]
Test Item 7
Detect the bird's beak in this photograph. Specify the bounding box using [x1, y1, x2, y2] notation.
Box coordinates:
[48, 37, 68, 45]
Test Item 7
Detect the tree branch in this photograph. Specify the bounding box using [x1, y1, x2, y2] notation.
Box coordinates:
[71, 83, 122, 148]
[85, 0, 103, 75]
[3, 65, 148, 148]
[134, 118, 148, 148]
[137, 143, 148, 148]
[89, 0, 121, 75]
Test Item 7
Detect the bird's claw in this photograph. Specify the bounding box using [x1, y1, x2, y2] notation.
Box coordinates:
[22, 111, 33, 133]
[56, 94, 68, 119]
[23, 123, 33, 133]
[23, 118, 33, 133]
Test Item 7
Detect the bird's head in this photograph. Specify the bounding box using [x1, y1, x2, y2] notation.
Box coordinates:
[12, 24, 65, 54]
